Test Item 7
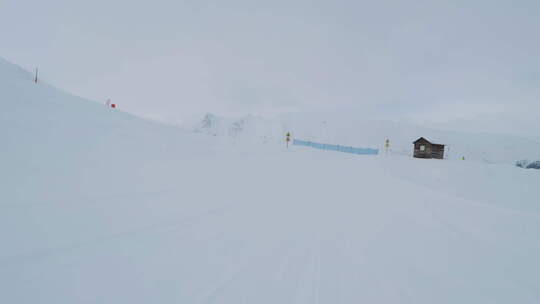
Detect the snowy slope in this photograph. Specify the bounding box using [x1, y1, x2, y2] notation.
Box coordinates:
[0, 57, 214, 161]
[2, 58, 540, 303]
[0, 57, 217, 206]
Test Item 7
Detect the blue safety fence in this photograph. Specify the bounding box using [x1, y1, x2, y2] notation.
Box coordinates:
[293, 139, 378, 155]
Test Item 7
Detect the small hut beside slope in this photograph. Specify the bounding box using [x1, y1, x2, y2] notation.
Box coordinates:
[413, 137, 445, 159]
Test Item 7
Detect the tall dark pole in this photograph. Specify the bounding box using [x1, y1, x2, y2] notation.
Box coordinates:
[34, 68, 38, 83]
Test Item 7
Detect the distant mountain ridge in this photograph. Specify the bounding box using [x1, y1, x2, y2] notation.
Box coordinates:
[189, 112, 540, 165]
[516, 160, 540, 169]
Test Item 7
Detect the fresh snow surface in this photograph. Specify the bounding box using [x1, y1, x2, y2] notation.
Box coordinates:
[2, 58, 540, 303]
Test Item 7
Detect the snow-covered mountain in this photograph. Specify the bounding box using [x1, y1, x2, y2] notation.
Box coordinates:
[193, 113, 286, 146]
[516, 159, 540, 169]
[2, 57, 540, 304]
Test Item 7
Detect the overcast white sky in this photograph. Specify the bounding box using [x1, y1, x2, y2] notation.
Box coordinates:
[1, 0, 539, 138]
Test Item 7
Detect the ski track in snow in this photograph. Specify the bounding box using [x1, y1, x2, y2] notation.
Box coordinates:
[1, 204, 233, 265]
[0, 188, 178, 210]
[3, 153, 540, 303]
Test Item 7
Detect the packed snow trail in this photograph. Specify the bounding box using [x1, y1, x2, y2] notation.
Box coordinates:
[2, 151, 540, 303]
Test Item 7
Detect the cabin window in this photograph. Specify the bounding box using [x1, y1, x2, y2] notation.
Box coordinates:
[420, 145, 425, 151]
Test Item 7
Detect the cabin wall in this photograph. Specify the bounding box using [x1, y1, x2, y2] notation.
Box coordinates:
[431, 145, 445, 159]
[413, 139, 445, 159]
[413, 143, 432, 158]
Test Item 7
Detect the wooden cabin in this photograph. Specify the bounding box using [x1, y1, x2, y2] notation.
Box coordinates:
[413, 137, 445, 159]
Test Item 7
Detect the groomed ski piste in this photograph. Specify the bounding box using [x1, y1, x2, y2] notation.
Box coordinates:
[2, 57, 540, 303]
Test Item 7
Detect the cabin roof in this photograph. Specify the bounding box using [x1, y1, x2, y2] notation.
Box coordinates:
[413, 137, 431, 144]
[413, 137, 444, 146]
